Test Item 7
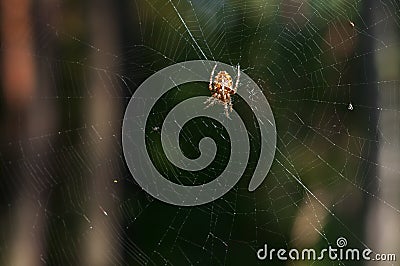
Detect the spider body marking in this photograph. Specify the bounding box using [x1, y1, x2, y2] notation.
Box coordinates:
[204, 64, 240, 118]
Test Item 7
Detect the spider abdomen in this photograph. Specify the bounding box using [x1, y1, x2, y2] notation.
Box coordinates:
[214, 71, 233, 88]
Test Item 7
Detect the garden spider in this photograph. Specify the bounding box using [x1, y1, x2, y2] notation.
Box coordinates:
[204, 64, 240, 118]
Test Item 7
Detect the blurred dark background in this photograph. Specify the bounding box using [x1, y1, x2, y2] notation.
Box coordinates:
[1, 0, 399, 265]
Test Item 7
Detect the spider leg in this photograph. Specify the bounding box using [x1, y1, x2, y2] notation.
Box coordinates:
[233, 64, 240, 93]
[204, 93, 218, 104]
[204, 97, 218, 109]
[204, 97, 212, 104]
[224, 104, 231, 119]
[209, 64, 217, 90]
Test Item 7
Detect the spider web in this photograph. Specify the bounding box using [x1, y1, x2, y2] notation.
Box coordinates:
[1, 0, 400, 265]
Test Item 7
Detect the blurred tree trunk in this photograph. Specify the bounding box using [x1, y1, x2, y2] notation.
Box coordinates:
[82, 1, 122, 265]
[1, 0, 58, 265]
[365, 0, 400, 263]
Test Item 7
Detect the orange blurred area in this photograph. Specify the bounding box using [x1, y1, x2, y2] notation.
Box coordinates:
[1, 0, 35, 109]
